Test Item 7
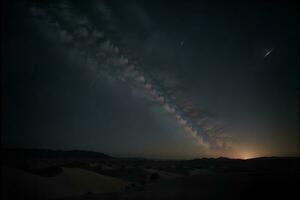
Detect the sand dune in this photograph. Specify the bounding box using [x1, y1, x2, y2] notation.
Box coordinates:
[2, 166, 127, 200]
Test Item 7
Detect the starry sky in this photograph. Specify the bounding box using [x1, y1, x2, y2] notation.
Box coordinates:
[2, 0, 299, 159]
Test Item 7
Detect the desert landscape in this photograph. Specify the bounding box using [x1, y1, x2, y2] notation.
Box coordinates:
[2, 148, 299, 200]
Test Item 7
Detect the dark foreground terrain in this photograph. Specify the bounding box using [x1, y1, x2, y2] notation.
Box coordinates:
[2, 149, 300, 200]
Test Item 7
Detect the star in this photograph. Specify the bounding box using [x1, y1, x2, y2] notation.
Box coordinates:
[180, 40, 185, 46]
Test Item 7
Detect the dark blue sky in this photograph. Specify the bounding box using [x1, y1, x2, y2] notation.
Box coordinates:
[2, 0, 299, 159]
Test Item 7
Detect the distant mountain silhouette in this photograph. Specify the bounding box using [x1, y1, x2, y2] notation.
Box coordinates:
[2, 148, 111, 169]
[2, 148, 111, 159]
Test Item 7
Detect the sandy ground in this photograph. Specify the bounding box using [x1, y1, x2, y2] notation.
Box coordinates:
[58, 170, 299, 200]
[144, 169, 183, 179]
[2, 164, 299, 200]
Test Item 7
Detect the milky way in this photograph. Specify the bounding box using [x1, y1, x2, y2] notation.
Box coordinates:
[28, 0, 232, 151]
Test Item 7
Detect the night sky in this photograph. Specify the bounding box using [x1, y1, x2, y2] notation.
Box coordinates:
[2, 0, 299, 159]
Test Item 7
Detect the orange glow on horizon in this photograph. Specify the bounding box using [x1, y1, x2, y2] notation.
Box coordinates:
[230, 149, 261, 160]
[240, 153, 256, 160]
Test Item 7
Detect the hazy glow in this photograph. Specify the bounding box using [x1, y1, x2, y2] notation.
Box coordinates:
[240, 153, 256, 160]
[232, 148, 261, 159]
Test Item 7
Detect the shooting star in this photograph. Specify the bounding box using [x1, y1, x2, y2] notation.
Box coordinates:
[264, 48, 273, 58]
